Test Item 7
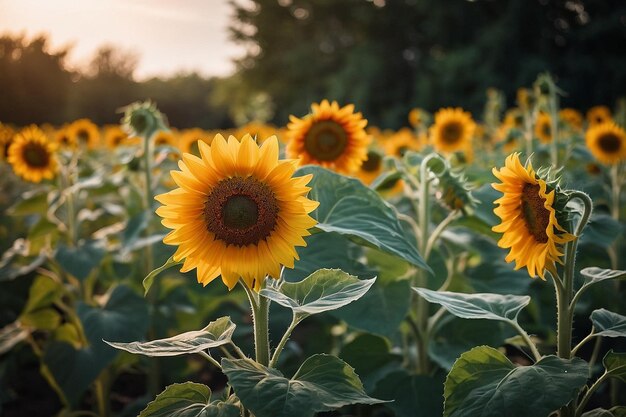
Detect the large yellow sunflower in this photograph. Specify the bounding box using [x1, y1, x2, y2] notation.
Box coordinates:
[7, 126, 58, 183]
[585, 122, 626, 165]
[155, 134, 319, 291]
[586, 106, 612, 127]
[286, 100, 370, 173]
[68, 119, 100, 149]
[429, 107, 475, 154]
[534, 112, 552, 143]
[492, 153, 574, 279]
[384, 127, 421, 158]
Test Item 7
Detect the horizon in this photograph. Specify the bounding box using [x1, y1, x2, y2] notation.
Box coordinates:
[0, 0, 245, 80]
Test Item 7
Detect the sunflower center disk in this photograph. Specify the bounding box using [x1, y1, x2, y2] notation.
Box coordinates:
[77, 130, 89, 143]
[204, 177, 279, 247]
[597, 133, 621, 153]
[304, 120, 348, 161]
[22, 143, 49, 168]
[441, 122, 462, 145]
[361, 151, 382, 172]
[520, 183, 550, 243]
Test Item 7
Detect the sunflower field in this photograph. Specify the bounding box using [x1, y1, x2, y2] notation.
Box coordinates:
[1, 73, 626, 417]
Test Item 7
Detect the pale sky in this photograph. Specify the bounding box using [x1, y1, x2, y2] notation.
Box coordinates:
[0, 0, 245, 79]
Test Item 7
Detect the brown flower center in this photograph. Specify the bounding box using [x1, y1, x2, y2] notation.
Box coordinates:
[76, 129, 90, 144]
[203, 176, 279, 247]
[304, 120, 348, 161]
[542, 122, 551, 137]
[520, 183, 550, 243]
[597, 133, 621, 154]
[440, 121, 463, 145]
[22, 142, 50, 168]
[361, 151, 382, 172]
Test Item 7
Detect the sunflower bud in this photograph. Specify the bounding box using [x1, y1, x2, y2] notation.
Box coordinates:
[121, 101, 168, 139]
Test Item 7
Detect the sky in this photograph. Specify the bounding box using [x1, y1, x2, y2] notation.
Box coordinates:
[0, 0, 245, 79]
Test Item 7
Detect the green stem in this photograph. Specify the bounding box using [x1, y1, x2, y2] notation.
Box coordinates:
[575, 372, 609, 417]
[571, 328, 595, 356]
[269, 316, 299, 368]
[587, 336, 602, 374]
[424, 210, 460, 259]
[549, 95, 560, 168]
[509, 320, 542, 362]
[243, 282, 270, 366]
[610, 164, 620, 221]
[199, 351, 222, 369]
[94, 374, 109, 417]
[524, 112, 534, 158]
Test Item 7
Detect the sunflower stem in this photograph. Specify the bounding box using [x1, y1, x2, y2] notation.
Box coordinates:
[575, 371, 609, 417]
[610, 163, 620, 221]
[509, 320, 542, 362]
[269, 315, 299, 368]
[548, 94, 560, 168]
[244, 281, 270, 367]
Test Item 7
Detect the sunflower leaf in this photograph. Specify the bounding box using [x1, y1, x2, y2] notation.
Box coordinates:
[105, 316, 235, 357]
[222, 354, 386, 417]
[603, 350, 626, 383]
[142, 255, 183, 295]
[296, 166, 430, 272]
[581, 267, 626, 285]
[138, 382, 239, 417]
[412, 288, 530, 323]
[591, 309, 626, 338]
[443, 346, 588, 417]
[260, 269, 375, 319]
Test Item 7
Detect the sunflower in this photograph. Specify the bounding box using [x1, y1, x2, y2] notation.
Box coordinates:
[68, 119, 100, 149]
[104, 125, 130, 149]
[0, 123, 16, 159]
[155, 134, 318, 291]
[7, 126, 58, 183]
[286, 100, 370, 173]
[495, 109, 523, 143]
[429, 107, 475, 154]
[178, 128, 213, 155]
[492, 153, 574, 279]
[153, 130, 177, 147]
[384, 127, 420, 158]
[586, 106, 612, 127]
[559, 108, 583, 131]
[534, 112, 552, 143]
[409, 108, 429, 128]
[236, 121, 277, 144]
[54, 126, 76, 148]
[356, 149, 384, 185]
[585, 122, 626, 165]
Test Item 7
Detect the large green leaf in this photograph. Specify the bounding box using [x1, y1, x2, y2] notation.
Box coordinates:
[591, 309, 626, 338]
[581, 268, 626, 285]
[413, 288, 530, 323]
[106, 316, 235, 356]
[222, 354, 385, 417]
[296, 166, 430, 271]
[260, 269, 375, 319]
[579, 214, 623, 248]
[603, 350, 626, 383]
[333, 277, 411, 337]
[54, 240, 106, 281]
[139, 382, 239, 417]
[339, 334, 402, 391]
[43, 285, 149, 406]
[373, 370, 444, 417]
[444, 345, 588, 417]
[8, 189, 50, 216]
[582, 407, 626, 417]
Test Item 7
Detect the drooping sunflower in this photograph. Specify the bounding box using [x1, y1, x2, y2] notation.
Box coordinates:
[492, 153, 575, 279]
[384, 127, 421, 158]
[7, 126, 58, 183]
[586, 106, 612, 127]
[286, 100, 370, 174]
[429, 107, 475, 154]
[534, 112, 552, 143]
[559, 108, 583, 131]
[68, 119, 100, 149]
[585, 122, 626, 165]
[155, 134, 319, 291]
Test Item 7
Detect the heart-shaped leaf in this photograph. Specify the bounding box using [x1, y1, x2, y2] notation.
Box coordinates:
[591, 309, 626, 338]
[603, 350, 626, 383]
[260, 269, 375, 319]
[444, 345, 588, 417]
[139, 382, 239, 417]
[222, 354, 386, 417]
[54, 240, 106, 281]
[296, 166, 430, 271]
[105, 316, 235, 356]
[581, 268, 626, 285]
[413, 288, 530, 323]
